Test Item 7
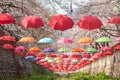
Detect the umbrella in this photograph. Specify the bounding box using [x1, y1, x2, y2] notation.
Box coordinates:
[0, 36, 16, 42]
[92, 53, 103, 60]
[0, 13, 15, 24]
[25, 56, 35, 59]
[108, 17, 120, 24]
[1, 44, 14, 50]
[38, 38, 54, 43]
[20, 16, 44, 28]
[57, 38, 73, 44]
[82, 53, 92, 58]
[113, 44, 120, 51]
[72, 48, 84, 52]
[87, 48, 97, 53]
[29, 47, 41, 53]
[77, 37, 93, 44]
[116, 36, 120, 41]
[57, 48, 69, 52]
[43, 48, 55, 52]
[95, 37, 112, 42]
[18, 37, 36, 43]
[60, 54, 68, 58]
[78, 15, 102, 30]
[103, 51, 113, 56]
[49, 14, 74, 31]
[14, 50, 23, 56]
[15, 46, 27, 51]
[100, 46, 112, 51]
[48, 53, 57, 58]
[36, 53, 46, 60]
[25, 52, 35, 56]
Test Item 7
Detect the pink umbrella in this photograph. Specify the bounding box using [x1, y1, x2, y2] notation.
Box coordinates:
[15, 46, 27, 51]
[14, 50, 23, 56]
[57, 38, 73, 44]
[100, 46, 112, 51]
[116, 36, 120, 41]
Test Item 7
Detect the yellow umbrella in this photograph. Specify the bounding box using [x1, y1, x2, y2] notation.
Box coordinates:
[18, 37, 36, 43]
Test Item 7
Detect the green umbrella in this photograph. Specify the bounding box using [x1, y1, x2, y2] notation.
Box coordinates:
[57, 48, 69, 52]
[95, 37, 112, 42]
[87, 48, 97, 53]
[47, 58, 55, 63]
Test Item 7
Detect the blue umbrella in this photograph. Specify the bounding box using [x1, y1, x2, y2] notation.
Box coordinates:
[25, 56, 35, 59]
[38, 38, 55, 43]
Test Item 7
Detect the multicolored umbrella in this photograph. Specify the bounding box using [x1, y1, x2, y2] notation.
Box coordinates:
[0, 13, 15, 24]
[18, 37, 36, 43]
[43, 48, 55, 52]
[95, 37, 112, 42]
[77, 37, 93, 44]
[87, 48, 97, 53]
[29, 47, 41, 53]
[57, 38, 73, 44]
[49, 14, 74, 31]
[38, 38, 54, 43]
[15, 46, 27, 51]
[57, 48, 69, 52]
[1, 44, 14, 50]
[78, 15, 102, 30]
[72, 48, 84, 52]
[20, 16, 44, 28]
[0, 36, 16, 42]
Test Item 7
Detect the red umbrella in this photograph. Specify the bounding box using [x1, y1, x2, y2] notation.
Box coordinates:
[15, 46, 27, 51]
[1, 44, 14, 50]
[49, 53, 57, 58]
[25, 52, 35, 56]
[71, 54, 80, 60]
[103, 51, 113, 56]
[108, 17, 120, 24]
[14, 50, 23, 56]
[60, 54, 68, 58]
[78, 15, 102, 30]
[49, 14, 74, 31]
[20, 16, 44, 28]
[0, 13, 15, 24]
[0, 36, 16, 42]
[82, 53, 92, 58]
[36, 53, 46, 60]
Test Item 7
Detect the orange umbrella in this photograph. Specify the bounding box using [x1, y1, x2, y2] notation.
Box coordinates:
[72, 48, 84, 52]
[18, 37, 36, 43]
[77, 37, 93, 44]
[29, 47, 41, 53]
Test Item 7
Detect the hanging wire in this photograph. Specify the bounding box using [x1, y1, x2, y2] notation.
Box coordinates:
[70, 0, 73, 14]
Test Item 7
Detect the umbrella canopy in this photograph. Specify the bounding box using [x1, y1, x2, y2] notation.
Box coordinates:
[18, 37, 36, 43]
[43, 48, 55, 52]
[14, 50, 23, 56]
[57, 48, 69, 52]
[15, 46, 27, 51]
[25, 56, 35, 59]
[60, 54, 68, 58]
[48, 53, 57, 58]
[92, 53, 103, 59]
[57, 38, 73, 44]
[20, 16, 44, 28]
[78, 15, 102, 30]
[87, 48, 97, 53]
[100, 46, 112, 51]
[113, 44, 120, 51]
[25, 52, 35, 56]
[38, 38, 54, 43]
[77, 37, 93, 44]
[1, 44, 14, 50]
[95, 37, 112, 42]
[71, 54, 80, 59]
[0, 13, 15, 24]
[108, 17, 120, 24]
[116, 36, 120, 41]
[72, 48, 84, 52]
[29, 47, 41, 53]
[36, 53, 46, 60]
[0, 36, 16, 42]
[82, 53, 92, 58]
[49, 14, 74, 31]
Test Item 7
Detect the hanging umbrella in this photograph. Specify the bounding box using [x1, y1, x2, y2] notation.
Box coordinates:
[103, 51, 113, 56]
[18, 37, 36, 43]
[71, 54, 80, 60]
[82, 53, 92, 58]
[77, 37, 93, 44]
[96, 37, 112, 43]
[0, 13, 15, 24]
[20, 16, 44, 28]
[100, 46, 112, 51]
[48, 53, 57, 58]
[25, 56, 35, 59]
[108, 17, 120, 24]
[29, 47, 41, 53]
[72, 48, 84, 52]
[87, 48, 97, 53]
[49, 14, 74, 31]
[14, 50, 23, 56]
[116, 36, 120, 41]
[43, 48, 55, 52]
[1, 44, 14, 50]
[36, 53, 46, 60]
[92, 52, 103, 60]
[38, 38, 54, 43]
[60, 54, 68, 58]
[25, 52, 35, 56]
[57, 48, 69, 52]
[57, 38, 73, 44]
[113, 44, 120, 51]
[0, 36, 16, 42]
[78, 15, 102, 30]
[15, 46, 27, 51]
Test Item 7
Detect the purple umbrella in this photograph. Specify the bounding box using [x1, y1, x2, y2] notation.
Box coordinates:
[43, 48, 55, 52]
